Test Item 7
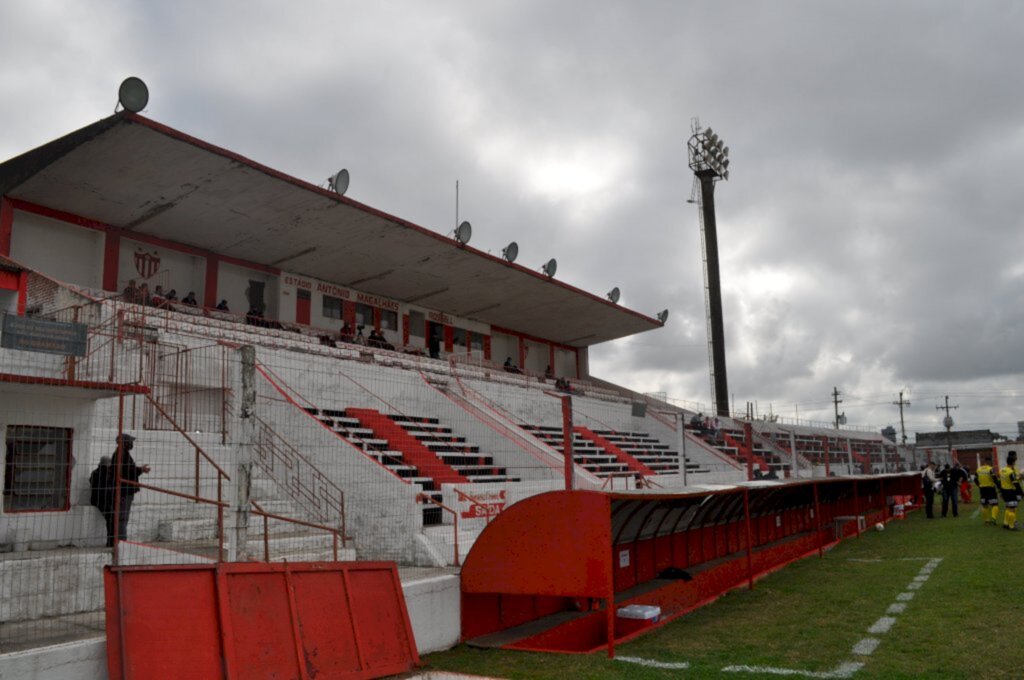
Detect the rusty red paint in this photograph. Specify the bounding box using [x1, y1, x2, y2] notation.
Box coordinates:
[104, 561, 418, 680]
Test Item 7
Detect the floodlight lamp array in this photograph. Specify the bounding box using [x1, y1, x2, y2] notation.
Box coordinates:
[687, 125, 731, 181]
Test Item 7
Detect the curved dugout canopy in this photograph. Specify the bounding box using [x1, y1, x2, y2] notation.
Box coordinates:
[461, 475, 920, 655]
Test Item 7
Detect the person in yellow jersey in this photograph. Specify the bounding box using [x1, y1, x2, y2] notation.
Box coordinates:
[998, 450, 1021, 531]
[974, 455, 999, 525]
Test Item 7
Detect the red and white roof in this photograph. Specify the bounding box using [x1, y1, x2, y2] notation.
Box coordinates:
[0, 113, 663, 347]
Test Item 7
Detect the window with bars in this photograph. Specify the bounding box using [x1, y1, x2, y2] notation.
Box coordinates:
[380, 309, 398, 331]
[3, 425, 74, 512]
[322, 295, 344, 320]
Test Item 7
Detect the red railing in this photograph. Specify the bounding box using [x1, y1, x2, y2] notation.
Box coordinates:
[250, 500, 345, 562]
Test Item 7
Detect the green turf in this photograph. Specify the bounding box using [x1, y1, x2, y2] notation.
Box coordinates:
[423, 501, 1024, 679]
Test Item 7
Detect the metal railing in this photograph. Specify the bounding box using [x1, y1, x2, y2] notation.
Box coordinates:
[253, 415, 347, 539]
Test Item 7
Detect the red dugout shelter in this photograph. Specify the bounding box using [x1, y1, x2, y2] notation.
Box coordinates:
[461, 474, 919, 656]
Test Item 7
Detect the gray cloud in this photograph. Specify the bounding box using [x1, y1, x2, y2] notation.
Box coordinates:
[2, 0, 1022, 437]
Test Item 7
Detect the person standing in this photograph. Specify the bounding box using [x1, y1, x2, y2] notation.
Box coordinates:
[89, 456, 117, 547]
[975, 455, 1000, 525]
[998, 450, 1022, 531]
[921, 461, 938, 519]
[111, 434, 150, 545]
[941, 462, 966, 518]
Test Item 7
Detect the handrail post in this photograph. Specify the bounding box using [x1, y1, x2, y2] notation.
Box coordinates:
[453, 511, 460, 567]
[340, 496, 347, 548]
[217, 475, 224, 562]
[264, 514, 270, 562]
[195, 446, 201, 501]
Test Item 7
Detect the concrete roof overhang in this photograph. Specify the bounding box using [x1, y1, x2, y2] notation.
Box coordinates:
[0, 114, 663, 347]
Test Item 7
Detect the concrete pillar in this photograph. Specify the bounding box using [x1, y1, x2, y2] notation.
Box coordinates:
[229, 345, 257, 561]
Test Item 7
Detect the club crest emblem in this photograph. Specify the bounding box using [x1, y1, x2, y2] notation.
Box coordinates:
[134, 248, 160, 279]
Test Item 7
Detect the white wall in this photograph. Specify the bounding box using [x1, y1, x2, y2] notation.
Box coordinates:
[9, 211, 103, 289]
[118, 238, 205, 301]
[219, 262, 277, 318]
[0, 390, 105, 548]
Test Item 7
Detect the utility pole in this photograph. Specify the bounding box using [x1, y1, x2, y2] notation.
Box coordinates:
[893, 391, 911, 445]
[832, 387, 845, 430]
[936, 396, 958, 462]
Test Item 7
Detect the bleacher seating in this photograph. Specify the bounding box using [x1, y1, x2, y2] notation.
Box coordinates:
[521, 425, 708, 482]
[307, 407, 519, 525]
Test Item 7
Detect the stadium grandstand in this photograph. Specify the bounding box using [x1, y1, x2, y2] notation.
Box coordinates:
[0, 107, 1001, 676]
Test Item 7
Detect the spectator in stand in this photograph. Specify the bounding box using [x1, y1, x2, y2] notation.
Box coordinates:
[367, 329, 393, 350]
[151, 285, 166, 305]
[690, 413, 706, 434]
[544, 365, 554, 381]
[503, 357, 521, 374]
[709, 417, 720, 437]
[182, 291, 198, 306]
[428, 329, 441, 359]
[122, 279, 140, 303]
[164, 289, 178, 303]
[245, 305, 264, 326]
[216, 299, 230, 311]
[338, 322, 354, 343]
[138, 283, 151, 306]
[353, 326, 367, 345]
[921, 461, 938, 519]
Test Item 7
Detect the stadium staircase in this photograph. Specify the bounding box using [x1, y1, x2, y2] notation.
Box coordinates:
[685, 425, 796, 477]
[308, 407, 519, 526]
[521, 425, 706, 482]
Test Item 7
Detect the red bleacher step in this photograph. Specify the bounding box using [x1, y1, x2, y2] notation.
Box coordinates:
[346, 408, 467, 485]
[572, 427, 656, 477]
[721, 431, 769, 472]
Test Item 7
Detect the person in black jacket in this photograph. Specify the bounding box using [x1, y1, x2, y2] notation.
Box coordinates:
[91, 434, 150, 547]
[89, 456, 117, 547]
[940, 462, 967, 518]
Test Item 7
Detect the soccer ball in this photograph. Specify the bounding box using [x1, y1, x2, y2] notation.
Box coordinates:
[875, 522, 885, 531]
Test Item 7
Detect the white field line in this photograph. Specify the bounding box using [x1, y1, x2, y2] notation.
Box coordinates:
[722, 557, 943, 678]
[721, 662, 864, 679]
[615, 656, 690, 669]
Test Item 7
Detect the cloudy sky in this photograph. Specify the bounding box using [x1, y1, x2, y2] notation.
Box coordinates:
[2, 1, 1022, 438]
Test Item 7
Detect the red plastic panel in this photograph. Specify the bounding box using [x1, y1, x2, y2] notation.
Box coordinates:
[105, 561, 418, 680]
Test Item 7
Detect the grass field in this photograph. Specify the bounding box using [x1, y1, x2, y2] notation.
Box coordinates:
[423, 501, 1024, 679]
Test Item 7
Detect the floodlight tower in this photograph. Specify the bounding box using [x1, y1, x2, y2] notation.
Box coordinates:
[687, 120, 731, 417]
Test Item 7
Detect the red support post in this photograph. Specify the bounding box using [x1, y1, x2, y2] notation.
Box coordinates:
[102, 232, 121, 292]
[0, 197, 12, 257]
[744, 422, 754, 481]
[562, 395, 574, 490]
[813, 481, 824, 559]
[853, 479, 861, 538]
[743, 487, 754, 590]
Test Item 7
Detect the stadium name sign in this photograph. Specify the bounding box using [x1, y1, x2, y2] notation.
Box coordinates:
[1, 313, 88, 356]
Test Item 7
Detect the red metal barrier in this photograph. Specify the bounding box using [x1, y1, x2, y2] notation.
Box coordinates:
[104, 561, 419, 680]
